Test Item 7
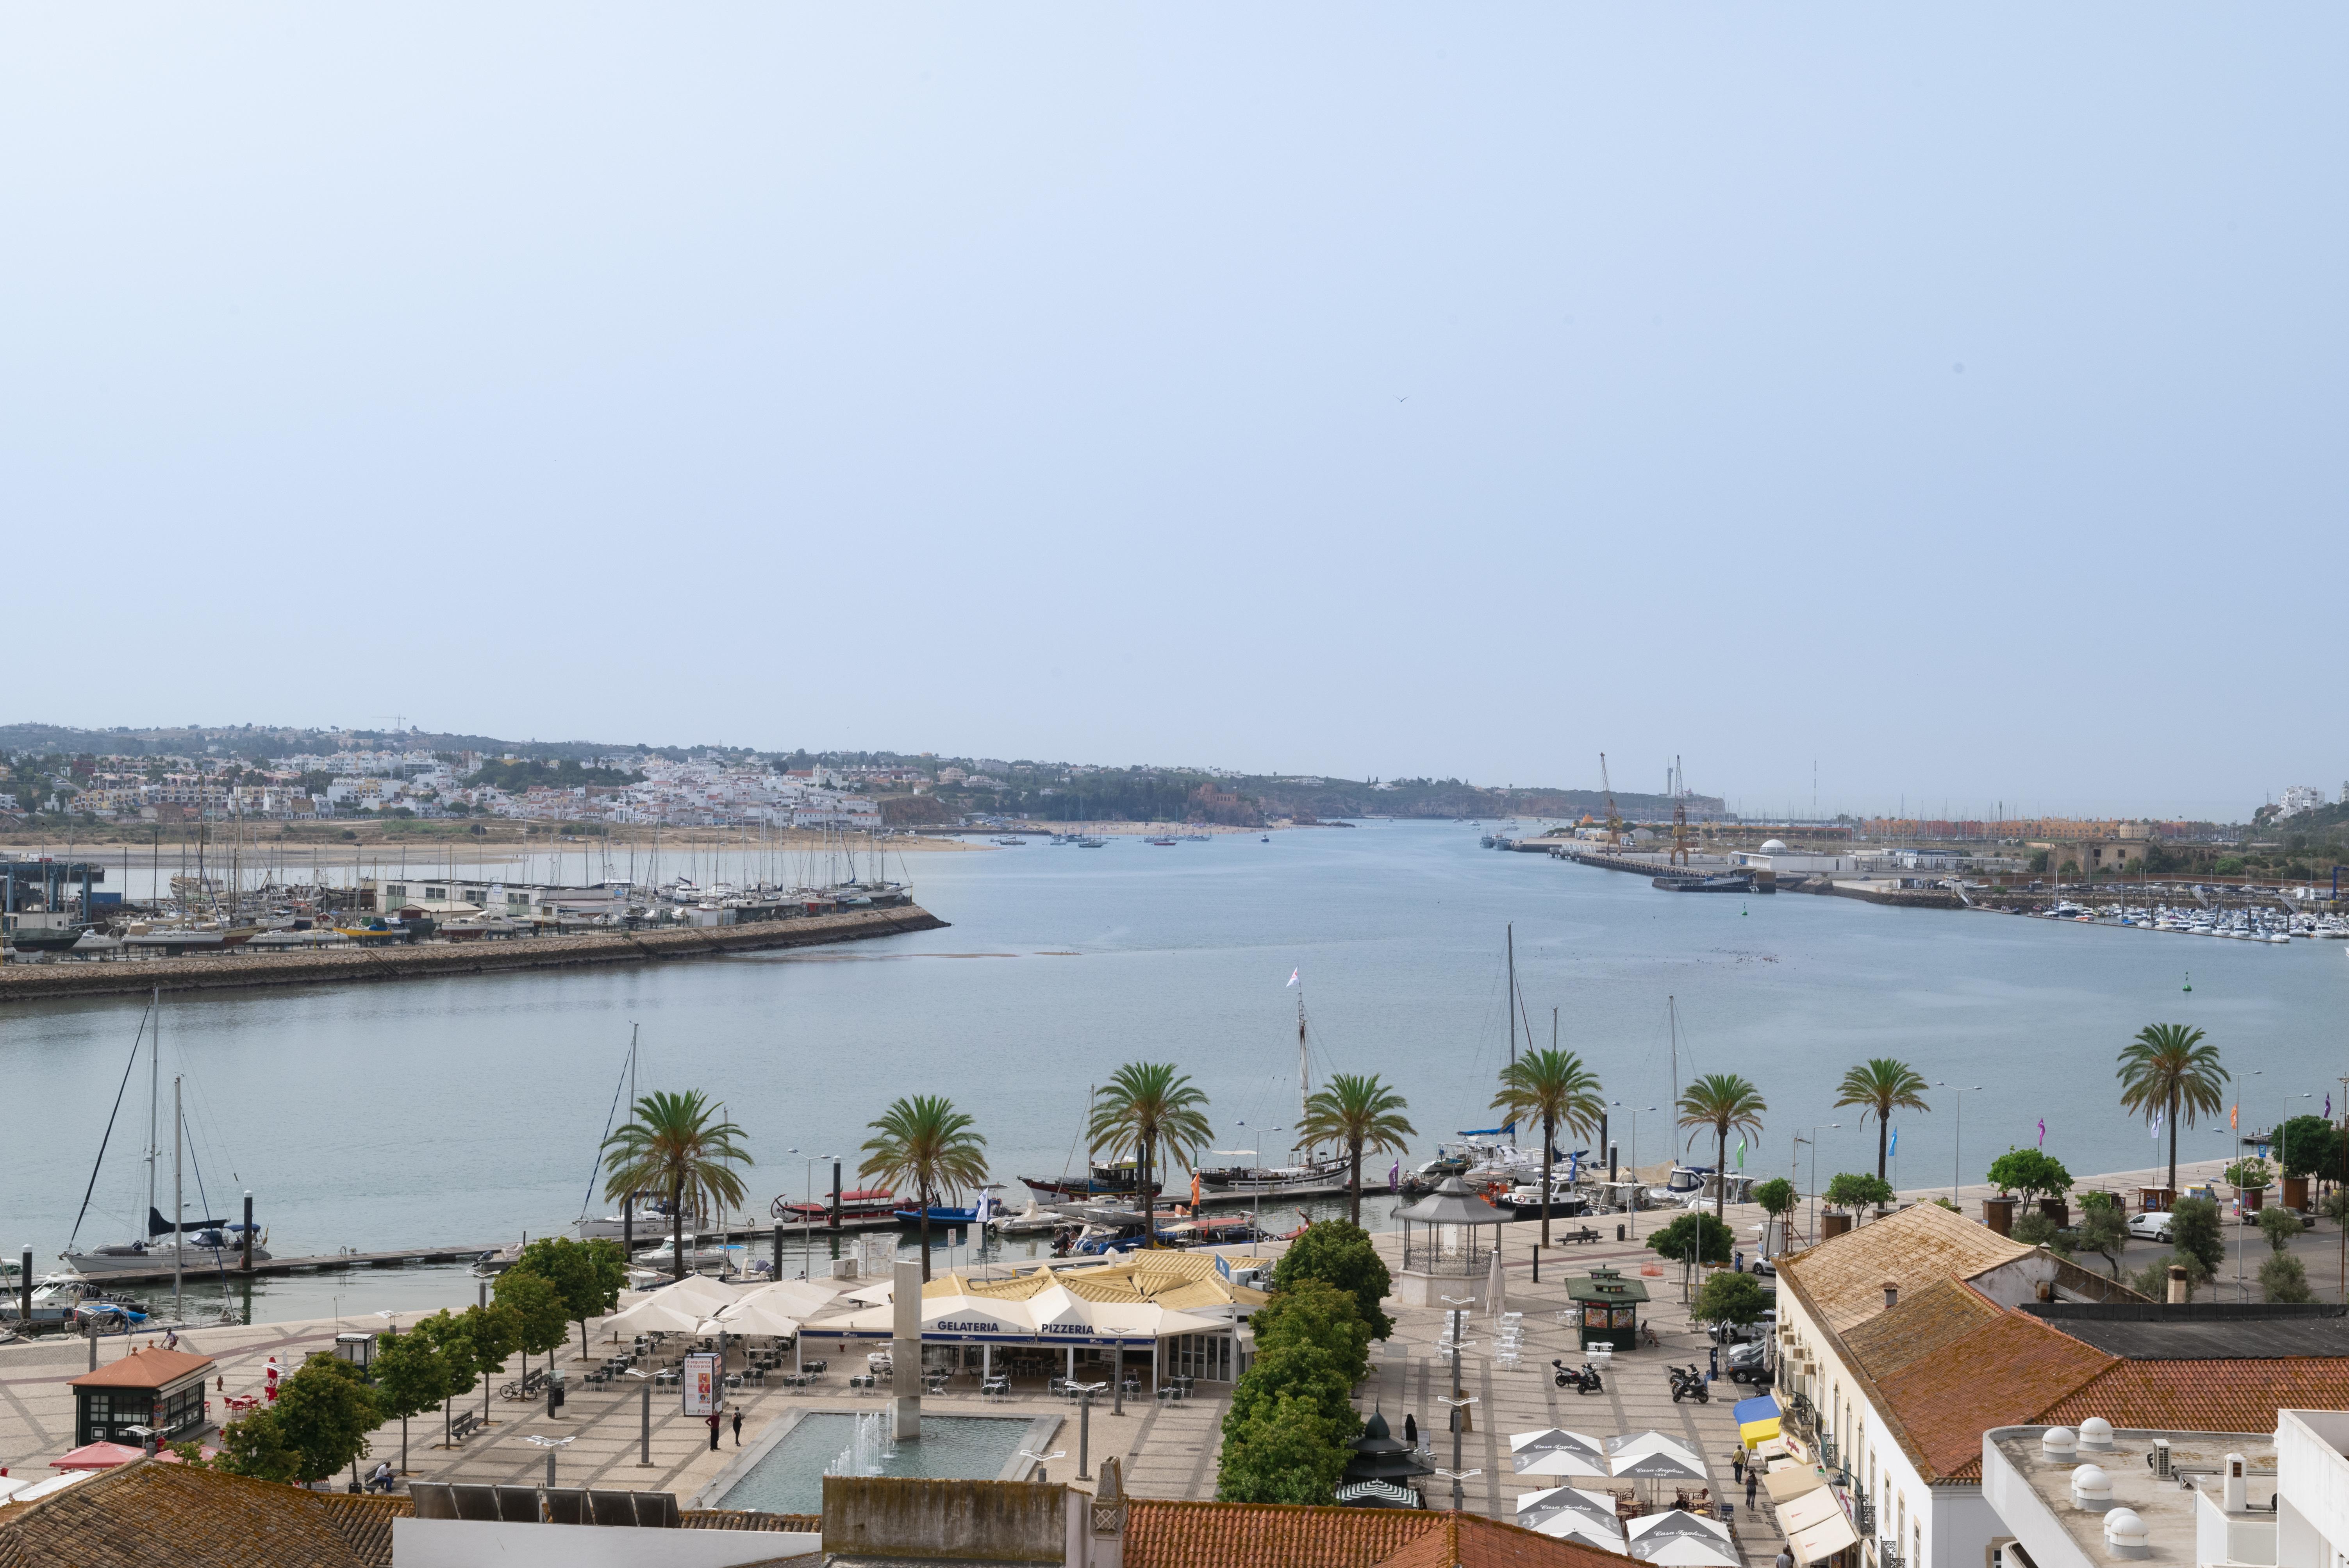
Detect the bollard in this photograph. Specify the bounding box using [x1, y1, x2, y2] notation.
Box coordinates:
[1078, 1389, 1092, 1481]
[639, 1378, 652, 1466]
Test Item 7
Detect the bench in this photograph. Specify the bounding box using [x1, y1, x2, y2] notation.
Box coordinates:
[1558, 1226, 1602, 1245]
[448, 1410, 484, 1443]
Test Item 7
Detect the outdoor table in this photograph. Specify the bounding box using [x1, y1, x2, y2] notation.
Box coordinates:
[654, 1368, 680, 1388]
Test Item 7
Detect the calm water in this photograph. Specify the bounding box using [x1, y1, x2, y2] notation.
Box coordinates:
[718, 1412, 1035, 1514]
[6, 822, 2330, 1318]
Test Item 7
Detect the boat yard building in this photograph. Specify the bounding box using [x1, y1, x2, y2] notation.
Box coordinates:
[1771, 1204, 2349, 1568]
[66, 1346, 213, 1449]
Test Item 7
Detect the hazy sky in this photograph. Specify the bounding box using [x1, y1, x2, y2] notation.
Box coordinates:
[6, 9, 2342, 819]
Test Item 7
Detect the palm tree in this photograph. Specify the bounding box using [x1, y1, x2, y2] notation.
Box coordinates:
[2117, 1024, 2228, 1196]
[1298, 1073, 1418, 1226]
[601, 1090, 751, 1282]
[859, 1095, 989, 1283]
[1088, 1062, 1212, 1250]
[1677, 1073, 1768, 1224]
[1490, 1049, 1604, 1247]
[1832, 1058, 1931, 1184]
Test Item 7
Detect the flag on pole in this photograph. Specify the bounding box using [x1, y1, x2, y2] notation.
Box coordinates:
[2231, 1103, 2239, 1131]
[2152, 1109, 2163, 1141]
[1888, 1126, 1898, 1158]
[2037, 1118, 2046, 1148]
[1735, 1138, 1746, 1170]
[1286, 968, 1299, 987]
[1389, 1160, 1401, 1192]
[2328, 1094, 2334, 1121]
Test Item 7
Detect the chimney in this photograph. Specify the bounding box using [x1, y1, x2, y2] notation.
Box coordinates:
[1883, 1281, 1899, 1309]
[2166, 1265, 2187, 1305]
[2224, 1454, 2247, 1513]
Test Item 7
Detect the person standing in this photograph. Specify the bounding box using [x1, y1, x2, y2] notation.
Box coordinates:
[707, 1411, 721, 1451]
[732, 1408, 744, 1447]
[1731, 1449, 1745, 1485]
[1746, 1467, 1759, 1510]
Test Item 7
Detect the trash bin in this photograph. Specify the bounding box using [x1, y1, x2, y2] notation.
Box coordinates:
[1617, 1224, 1626, 1242]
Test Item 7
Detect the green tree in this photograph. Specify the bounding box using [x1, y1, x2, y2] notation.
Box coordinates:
[371, 1329, 453, 1476]
[1489, 1048, 1603, 1247]
[2226, 1157, 2273, 1192]
[2073, 1195, 2130, 1278]
[1987, 1149, 2074, 1203]
[2168, 1195, 2225, 1277]
[510, 1236, 629, 1363]
[2117, 1024, 2229, 1196]
[409, 1311, 478, 1450]
[2129, 1249, 2213, 1302]
[1299, 1072, 1417, 1227]
[1087, 1063, 1211, 1256]
[2257, 1205, 2304, 1256]
[1752, 1177, 1796, 1220]
[602, 1090, 752, 1283]
[459, 1302, 521, 1425]
[270, 1354, 381, 1485]
[1832, 1058, 1931, 1182]
[1269, 1219, 1395, 1340]
[2010, 1209, 2060, 1248]
[1248, 1277, 1373, 1389]
[1824, 1172, 1894, 1213]
[860, 1094, 989, 1282]
[2276, 1116, 2344, 1183]
[493, 1268, 571, 1377]
[2260, 1252, 2314, 1303]
[1676, 1074, 1767, 1224]
[1647, 1211, 1733, 1267]
[1215, 1392, 1353, 1505]
[1692, 1269, 1772, 1327]
[211, 1406, 301, 1482]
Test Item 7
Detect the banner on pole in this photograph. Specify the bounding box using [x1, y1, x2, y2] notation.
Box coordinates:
[683, 1353, 721, 1416]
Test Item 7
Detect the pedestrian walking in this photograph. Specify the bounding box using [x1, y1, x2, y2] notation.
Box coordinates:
[1404, 1413, 1418, 1447]
[707, 1412, 721, 1451]
[1775, 1548, 1794, 1568]
[1731, 1449, 1745, 1485]
[732, 1409, 743, 1446]
[1746, 1469, 1759, 1509]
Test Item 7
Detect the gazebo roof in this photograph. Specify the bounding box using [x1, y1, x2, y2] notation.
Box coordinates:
[1394, 1176, 1507, 1225]
[1565, 1272, 1650, 1305]
[1343, 1412, 1435, 1484]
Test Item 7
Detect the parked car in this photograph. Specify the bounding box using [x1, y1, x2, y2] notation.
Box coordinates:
[2127, 1211, 2172, 1243]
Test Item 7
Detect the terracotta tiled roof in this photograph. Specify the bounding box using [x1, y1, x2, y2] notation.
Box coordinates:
[1125, 1500, 1628, 1568]
[0, 1457, 404, 1568]
[2043, 1359, 2349, 1433]
[1777, 1204, 2031, 1333]
[68, 1347, 214, 1390]
[1840, 1279, 2005, 1380]
[1873, 1314, 2117, 1482]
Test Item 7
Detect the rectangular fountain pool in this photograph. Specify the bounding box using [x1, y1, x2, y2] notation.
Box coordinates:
[714, 1412, 1042, 1515]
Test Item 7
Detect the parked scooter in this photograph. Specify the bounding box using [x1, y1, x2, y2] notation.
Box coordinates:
[1552, 1359, 1605, 1395]
[1668, 1363, 1710, 1403]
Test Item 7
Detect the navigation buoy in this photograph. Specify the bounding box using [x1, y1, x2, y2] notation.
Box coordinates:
[1740, 903, 1748, 916]
[2183, 972, 2192, 994]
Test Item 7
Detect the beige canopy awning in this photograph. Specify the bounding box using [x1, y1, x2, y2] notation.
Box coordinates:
[1764, 1464, 1828, 1504]
[1788, 1507, 1862, 1564]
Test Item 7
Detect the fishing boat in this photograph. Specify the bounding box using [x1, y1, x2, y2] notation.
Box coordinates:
[771, 1187, 897, 1222]
[1145, 836, 1178, 847]
[1078, 837, 1107, 848]
[1194, 1153, 1351, 1194]
[1020, 1160, 1160, 1201]
[992, 837, 1024, 847]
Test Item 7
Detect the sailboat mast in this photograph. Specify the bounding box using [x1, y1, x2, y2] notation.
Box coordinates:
[1507, 924, 1517, 1072]
[173, 1075, 184, 1320]
[1297, 984, 1309, 1134]
[146, 990, 160, 1228]
[1668, 995, 1679, 1115]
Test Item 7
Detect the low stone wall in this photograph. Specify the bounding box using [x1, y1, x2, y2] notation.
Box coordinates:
[0, 905, 948, 1004]
[821, 1476, 1066, 1563]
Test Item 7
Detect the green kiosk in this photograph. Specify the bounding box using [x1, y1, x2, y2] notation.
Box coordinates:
[1566, 1267, 1648, 1352]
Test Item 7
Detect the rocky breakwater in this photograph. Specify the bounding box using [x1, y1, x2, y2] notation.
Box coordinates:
[0, 904, 950, 1004]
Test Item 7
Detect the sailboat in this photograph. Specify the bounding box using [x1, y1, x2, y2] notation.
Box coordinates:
[1195, 978, 1348, 1194]
[63, 993, 267, 1286]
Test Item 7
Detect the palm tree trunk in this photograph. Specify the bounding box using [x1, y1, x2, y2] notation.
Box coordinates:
[2168, 1086, 2180, 1196]
[1349, 1139, 1363, 1226]
[1716, 1126, 1729, 1226]
[671, 1173, 685, 1282]
[1876, 1109, 1890, 1183]
[919, 1178, 932, 1283]
[1141, 1133, 1155, 1250]
[1539, 1112, 1555, 1249]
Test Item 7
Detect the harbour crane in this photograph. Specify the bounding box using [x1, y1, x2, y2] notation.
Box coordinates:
[1599, 753, 1623, 847]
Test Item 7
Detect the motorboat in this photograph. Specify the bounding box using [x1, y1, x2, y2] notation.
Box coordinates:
[1021, 1161, 1160, 1201]
[770, 1187, 898, 1223]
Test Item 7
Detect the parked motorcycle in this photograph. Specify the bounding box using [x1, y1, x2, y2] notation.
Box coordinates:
[1668, 1363, 1711, 1404]
[1552, 1359, 1605, 1395]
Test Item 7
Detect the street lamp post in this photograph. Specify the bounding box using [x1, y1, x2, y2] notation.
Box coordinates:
[787, 1149, 837, 1281]
[1615, 1104, 1656, 1238]
[1798, 1125, 1840, 1243]
[1937, 1085, 1982, 1206]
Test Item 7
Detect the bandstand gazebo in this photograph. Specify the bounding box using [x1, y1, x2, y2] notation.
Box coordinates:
[1392, 1176, 1509, 1309]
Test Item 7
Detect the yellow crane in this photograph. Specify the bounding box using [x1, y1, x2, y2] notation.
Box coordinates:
[1599, 753, 1623, 847]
